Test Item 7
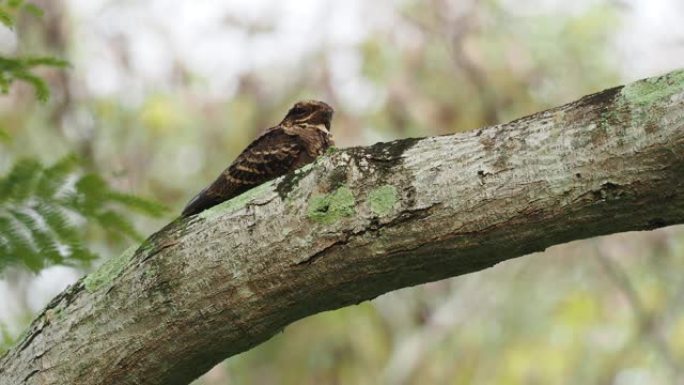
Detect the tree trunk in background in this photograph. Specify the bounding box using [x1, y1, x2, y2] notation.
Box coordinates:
[1, 69, 684, 385]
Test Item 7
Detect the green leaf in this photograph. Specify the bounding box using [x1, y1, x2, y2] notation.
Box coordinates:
[0, 157, 167, 274]
[0, 158, 41, 202]
[8, 0, 25, 9]
[0, 3, 92, 272]
[13, 70, 49, 101]
[74, 174, 107, 214]
[0, 127, 10, 143]
[1, 213, 40, 271]
[107, 191, 168, 217]
[34, 202, 79, 244]
[23, 56, 69, 68]
[0, 216, 18, 268]
[95, 210, 141, 241]
[0, 53, 68, 102]
[36, 154, 78, 199]
[0, 322, 15, 354]
[22, 3, 43, 18]
[0, 8, 14, 28]
[63, 243, 97, 268]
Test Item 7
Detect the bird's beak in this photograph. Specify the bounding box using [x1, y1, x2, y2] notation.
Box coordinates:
[324, 109, 333, 131]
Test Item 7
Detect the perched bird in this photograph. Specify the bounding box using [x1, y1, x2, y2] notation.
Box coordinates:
[181, 100, 335, 217]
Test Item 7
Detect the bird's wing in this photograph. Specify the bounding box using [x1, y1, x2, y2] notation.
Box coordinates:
[181, 127, 306, 216]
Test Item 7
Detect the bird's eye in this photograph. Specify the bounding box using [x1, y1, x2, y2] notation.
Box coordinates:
[290, 106, 306, 115]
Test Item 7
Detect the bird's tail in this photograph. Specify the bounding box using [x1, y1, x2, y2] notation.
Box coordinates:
[181, 189, 223, 217]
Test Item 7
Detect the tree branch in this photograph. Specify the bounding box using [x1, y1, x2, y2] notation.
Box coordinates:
[2, 69, 684, 385]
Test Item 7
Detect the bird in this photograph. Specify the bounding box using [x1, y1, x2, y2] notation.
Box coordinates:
[181, 100, 335, 217]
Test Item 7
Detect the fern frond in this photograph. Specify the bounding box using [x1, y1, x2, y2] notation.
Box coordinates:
[22, 3, 42, 18]
[36, 154, 78, 199]
[34, 202, 78, 244]
[0, 322, 14, 354]
[0, 213, 38, 270]
[23, 56, 69, 68]
[0, 9, 13, 28]
[29, 226, 63, 265]
[95, 210, 141, 241]
[0, 127, 9, 142]
[0, 159, 41, 203]
[107, 191, 167, 217]
[0, 216, 17, 268]
[6, 208, 64, 268]
[73, 173, 107, 214]
[7, 0, 26, 8]
[12, 70, 50, 101]
[0, 156, 166, 273]
[63, 243, 97, 268]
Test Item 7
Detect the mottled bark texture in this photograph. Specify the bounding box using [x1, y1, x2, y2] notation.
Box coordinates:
[2, 70, 684, 385]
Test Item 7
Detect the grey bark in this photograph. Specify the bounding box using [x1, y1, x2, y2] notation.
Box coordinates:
[2, 70, 684, 385]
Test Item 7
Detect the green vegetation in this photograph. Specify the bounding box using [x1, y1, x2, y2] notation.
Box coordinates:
[0, 155, 166, 273]
[0, 0, 67, 101]
[0, 1, 166, 352]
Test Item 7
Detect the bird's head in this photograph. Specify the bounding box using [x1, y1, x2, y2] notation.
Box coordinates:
[282, 100, 334, 131]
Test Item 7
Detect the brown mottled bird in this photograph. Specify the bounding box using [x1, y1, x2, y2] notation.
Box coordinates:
[181, 100, 334, 216]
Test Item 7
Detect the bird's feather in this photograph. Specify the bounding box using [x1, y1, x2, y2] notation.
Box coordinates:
[182, 126, 322, 216]
[181, 100, 334, 216]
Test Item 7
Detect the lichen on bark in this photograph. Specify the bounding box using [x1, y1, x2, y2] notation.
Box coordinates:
[83, 245, 137, 292]
[197, 180, 276, 221]
[307, 186, 356, 224]
[369, 185, 399, 216]
[619, 69, 684, 109]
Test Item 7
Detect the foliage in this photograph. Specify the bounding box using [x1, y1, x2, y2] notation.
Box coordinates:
[0, 56, 68, 101]
[0, 0, 166, 276]
[0, 0, 68, 101]
[0, 0, 42, 28]
[0, 127, 9, 142]
[0, 155, 167, 273]
[0, 323, 13, 353]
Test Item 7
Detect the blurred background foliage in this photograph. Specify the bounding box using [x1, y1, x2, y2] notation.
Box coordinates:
[0, 1, 166, 273]
[0, 0, 683, 384]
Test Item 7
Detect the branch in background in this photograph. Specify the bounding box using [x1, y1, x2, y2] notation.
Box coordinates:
[593, 245, 683, 381]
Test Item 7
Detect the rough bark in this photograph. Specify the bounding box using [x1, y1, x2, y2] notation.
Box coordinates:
[2, 70, 684, 385]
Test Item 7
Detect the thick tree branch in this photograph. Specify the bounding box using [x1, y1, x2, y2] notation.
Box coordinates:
[2, 70, 684, 385]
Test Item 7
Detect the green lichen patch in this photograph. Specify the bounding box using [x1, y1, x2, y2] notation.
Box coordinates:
[198, 180, 275, 220]
[84, 245, 137, 293]
[620, 69, 684, 110]
[369, 185, 398, 216]
[307, 186, 356, 224]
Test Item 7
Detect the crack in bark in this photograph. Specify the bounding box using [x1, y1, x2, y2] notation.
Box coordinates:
[22, 369, 38, 383]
